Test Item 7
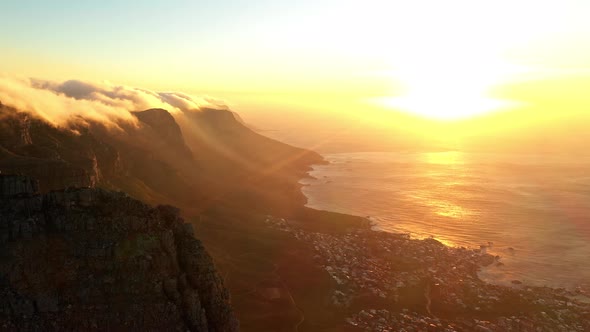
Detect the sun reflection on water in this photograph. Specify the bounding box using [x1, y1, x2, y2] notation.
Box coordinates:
[430, 237, 457, 248]
[423, 151, 465, 165]
[421, 152, 475, 219]
[434, 202, 471, 219]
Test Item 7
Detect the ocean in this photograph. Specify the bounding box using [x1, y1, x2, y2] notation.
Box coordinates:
[300, 151, 590, 292]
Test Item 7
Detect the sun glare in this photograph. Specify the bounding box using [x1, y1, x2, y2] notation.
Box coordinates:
[375, 59, 520, 120]
[377, 45, 523, 120]
[365, 0, 560, 120]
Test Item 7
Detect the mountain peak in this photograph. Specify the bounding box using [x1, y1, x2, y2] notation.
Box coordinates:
[133, 108, 193, 161]
[134, 108, 176, 125]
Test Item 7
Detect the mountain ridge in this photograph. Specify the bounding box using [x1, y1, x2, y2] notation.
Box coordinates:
[0, 102, 361, 331]
[0, 104, 323, 215]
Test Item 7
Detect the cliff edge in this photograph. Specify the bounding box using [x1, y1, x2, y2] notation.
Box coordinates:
[0, 174, 238, 331]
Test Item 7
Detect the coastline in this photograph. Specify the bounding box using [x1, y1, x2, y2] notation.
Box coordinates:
[195, 150, 590, 331]
[286, 156, 590, 330]
[299, 152, 590, 294]
[261, 212, 590, 331]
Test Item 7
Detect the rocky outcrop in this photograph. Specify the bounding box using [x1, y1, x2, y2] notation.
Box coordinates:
[17, 115, 32, 146]
[133, 108, 194, 161]
[0, 175, 238, 331]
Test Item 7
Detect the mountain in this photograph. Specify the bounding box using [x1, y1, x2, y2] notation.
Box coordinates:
[0, 108, 119, 191]
[175, 107, 325, 214]
[0, 104, 323, 215]
[0, 174, 239, 331]
[2, 102, 588, 331]
[133, 108, 194, 162]
[0, 103, 331, 331]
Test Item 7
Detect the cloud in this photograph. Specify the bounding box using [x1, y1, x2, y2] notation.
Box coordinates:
[0, 75, 227, 129]
[158, 92, 206, 111]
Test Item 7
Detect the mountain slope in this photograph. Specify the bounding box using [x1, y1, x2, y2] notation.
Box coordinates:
[175, 108, 324, 214]
[0, 101, 377, 332]
[133, 108, 194, 161]
[0, 107, 119, 191]
[0, 104, 323, 215]
[0, 174, 238, 331]
[178, 107, 322, 172]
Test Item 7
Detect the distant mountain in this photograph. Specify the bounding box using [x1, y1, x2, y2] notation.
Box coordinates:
[133, 108, 194, 161]
[0, 104, 323, 214]
[179, 107, 321, 171]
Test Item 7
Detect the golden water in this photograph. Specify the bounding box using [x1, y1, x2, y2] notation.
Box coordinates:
[301, 151, 590, 292]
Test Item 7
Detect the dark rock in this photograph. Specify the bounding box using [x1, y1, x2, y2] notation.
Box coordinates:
[0, 175, 39, 197]
[0, 107, 117, 192]
[0, 175, 238, 331]
[35, 293, 59, 313]
[478, 254, 496, 267]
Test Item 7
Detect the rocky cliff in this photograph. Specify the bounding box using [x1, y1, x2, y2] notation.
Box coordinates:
[0, 174, 238, 331]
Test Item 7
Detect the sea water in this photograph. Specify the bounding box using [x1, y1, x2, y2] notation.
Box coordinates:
[300, 151, 590, 292]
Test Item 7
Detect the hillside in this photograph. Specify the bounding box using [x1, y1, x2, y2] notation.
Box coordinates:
[0, 174, 238, 331]
[0, 103, 338, 331]
[0, 104, 323, 214]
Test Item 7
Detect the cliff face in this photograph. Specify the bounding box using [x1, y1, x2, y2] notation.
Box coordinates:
[0, 174, 238, 331]
[0, 106, 119, 192]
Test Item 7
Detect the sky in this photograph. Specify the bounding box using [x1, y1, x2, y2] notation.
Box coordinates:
[1, 0, 590, 152]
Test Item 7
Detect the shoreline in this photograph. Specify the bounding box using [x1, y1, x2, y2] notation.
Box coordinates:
[298, 157, 590, 297]
[263, 213, 590, 331]
[194, 153, 590, 331]
[300, 154, 590, 294]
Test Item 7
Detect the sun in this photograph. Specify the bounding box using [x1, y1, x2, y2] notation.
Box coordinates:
[376, 52, 520, 120]
[378, 66, 516, 120]
[363, 0, 554, 121]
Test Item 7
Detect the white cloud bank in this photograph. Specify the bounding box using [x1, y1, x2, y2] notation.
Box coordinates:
[0, 75, 226, 129]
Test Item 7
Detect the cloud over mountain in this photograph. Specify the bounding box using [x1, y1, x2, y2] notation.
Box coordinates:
[0, 75, 226, 129]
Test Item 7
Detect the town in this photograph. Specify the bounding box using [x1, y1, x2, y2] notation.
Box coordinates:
[264, 216, 590, 331]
